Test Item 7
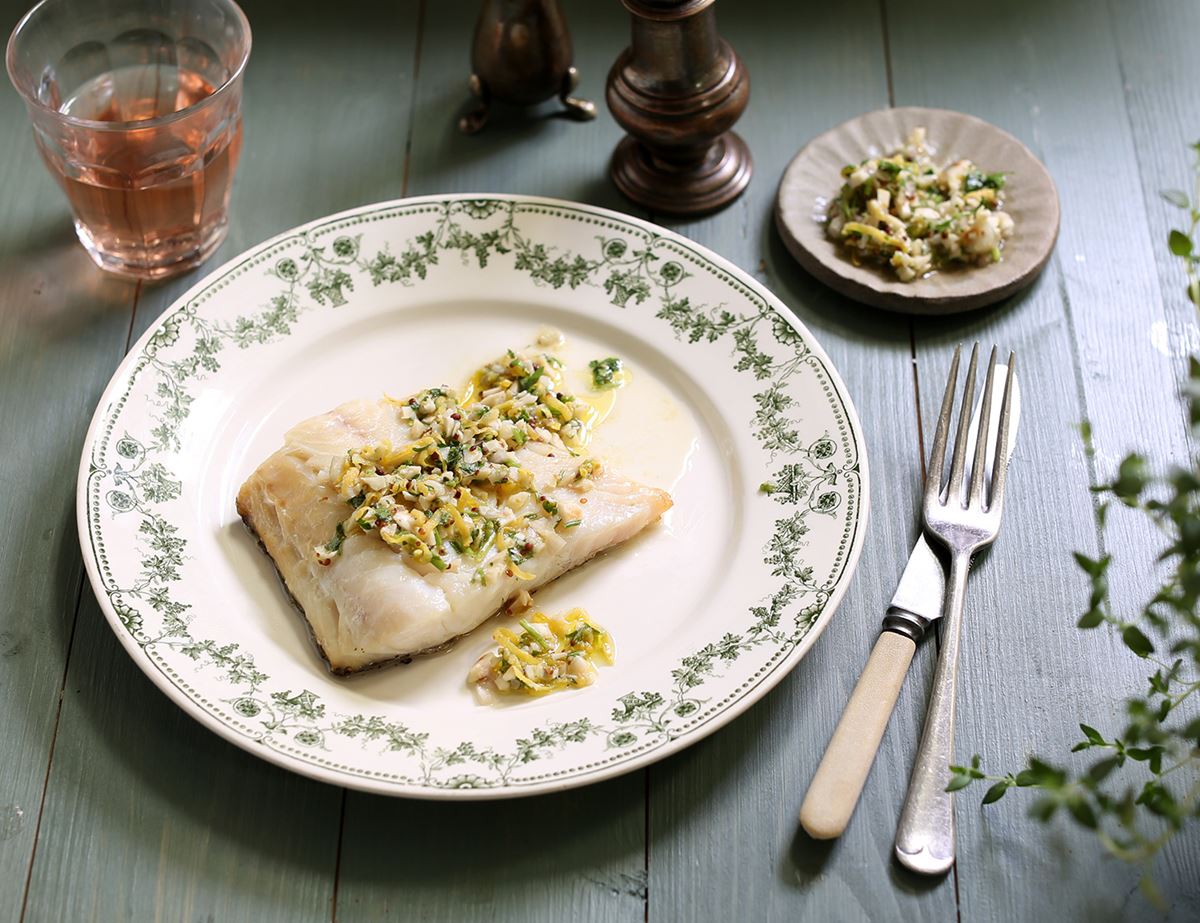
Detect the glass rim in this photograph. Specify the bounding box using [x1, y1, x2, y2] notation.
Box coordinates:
[5, 0, 252, 132]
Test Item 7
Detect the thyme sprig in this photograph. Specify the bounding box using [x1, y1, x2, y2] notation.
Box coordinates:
[949, 143, 1200, 903]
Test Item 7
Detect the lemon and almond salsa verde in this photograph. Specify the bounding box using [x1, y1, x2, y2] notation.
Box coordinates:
[826, 127, 1015, 281]
[468, 608, 614, 702]
[314, 349, 614, 575]
[311, 347, 630, 699]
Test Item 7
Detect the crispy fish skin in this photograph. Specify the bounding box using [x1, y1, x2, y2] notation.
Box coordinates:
[236, 399, 671, 674]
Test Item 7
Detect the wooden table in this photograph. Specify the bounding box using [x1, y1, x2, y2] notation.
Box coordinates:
[2, 1, 1198, 919]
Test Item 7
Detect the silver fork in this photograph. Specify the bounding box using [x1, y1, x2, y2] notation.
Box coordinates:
[894, 343, 1017, 875]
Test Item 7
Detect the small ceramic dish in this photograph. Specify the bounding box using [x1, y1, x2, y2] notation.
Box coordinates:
[775, 107, 1060, 315]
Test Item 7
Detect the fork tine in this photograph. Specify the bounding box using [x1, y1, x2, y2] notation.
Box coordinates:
[969, 347, 999, 505]
[926, 345, 962, 504]
[988, 352, 1017, 509]
[946, 343, 979, 505]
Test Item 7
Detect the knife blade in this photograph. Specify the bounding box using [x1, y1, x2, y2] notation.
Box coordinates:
[799, 363, 1020, 840]
[885, 364, 1021, 631]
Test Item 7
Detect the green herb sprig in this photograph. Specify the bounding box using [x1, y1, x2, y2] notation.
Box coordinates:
[589, 356, 624, 390]
[949, 144, 1200, 905]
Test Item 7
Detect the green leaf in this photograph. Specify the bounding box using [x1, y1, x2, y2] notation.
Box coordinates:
[587, 356, 623, 391]
[1136, 780, 1178, 819]
[1110, 455, 1149, 503]
[1140, 875, 1167, 912]
[1068, 798, 1099, 829]
[1121, 624, 1154, 658]
[982, 781, 1011, 804]
[1077, 608, 1105, 628]
[1161, 188, 1190, 209]
[1169, 229, 1193, 256]
[1030, 797, 1059, 822]
[1072, 552, 1108, 577]
[1086, 756, 1123, 785]
[1031, 757, 1066, 785]
[1015, 757, 1068, 789]
[945, 773, 974, 792]
[1079, 724, 1105, 745]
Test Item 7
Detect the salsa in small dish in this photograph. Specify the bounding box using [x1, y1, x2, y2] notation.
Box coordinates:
[826, 127, 1014, 281]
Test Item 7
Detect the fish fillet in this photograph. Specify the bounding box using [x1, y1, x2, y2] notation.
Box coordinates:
[237, 354, 672, 674]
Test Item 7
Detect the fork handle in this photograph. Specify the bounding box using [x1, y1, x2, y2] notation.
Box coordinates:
[799, 630, 917, 839]
[894, 551, 971, 875]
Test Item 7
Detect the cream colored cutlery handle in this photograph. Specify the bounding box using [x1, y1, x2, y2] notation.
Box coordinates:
[799, 631, 917, 840]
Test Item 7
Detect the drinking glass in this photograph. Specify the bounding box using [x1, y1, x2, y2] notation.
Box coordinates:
[6, 0, 251, 280]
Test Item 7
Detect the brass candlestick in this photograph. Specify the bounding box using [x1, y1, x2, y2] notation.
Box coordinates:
[460, 0, 597, 134]
[606, 0, 751, 215]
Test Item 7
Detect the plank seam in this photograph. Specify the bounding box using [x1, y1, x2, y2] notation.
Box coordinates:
[401, 0, 426, 197]
[952, 860, 962, 923]
[1105, 0, 1196, 449]
[908, 323, 927, 490]
[330, 788, 348, 923]
[17, 522, 88, 923]
[18, 280, 142, 922]
[1054, 252, 1106, 544]
[878, 0, 896, 107]
[643, 767, 650, 923]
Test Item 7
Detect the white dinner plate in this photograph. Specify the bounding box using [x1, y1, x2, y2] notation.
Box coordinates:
[78, 195, 869, 798]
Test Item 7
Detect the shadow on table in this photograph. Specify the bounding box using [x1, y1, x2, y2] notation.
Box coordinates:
[759, 206, 1028, 344]
[408, 78, 636, 216]
[0, 218, 135, 337]
[56, 579, 644, 908]
[45, 587, 342, 886]
[337, 774, 648, 913]
[786, 825, 948, 898]
[635, 666, 840, 883]
[57, 575, 960, 915]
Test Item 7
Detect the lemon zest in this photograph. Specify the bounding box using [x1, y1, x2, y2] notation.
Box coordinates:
[842, 222, 909, 252]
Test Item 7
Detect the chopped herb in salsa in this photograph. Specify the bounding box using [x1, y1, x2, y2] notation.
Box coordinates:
[589, 356, 624, 391]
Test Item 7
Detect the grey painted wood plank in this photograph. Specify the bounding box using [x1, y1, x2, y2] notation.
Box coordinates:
[338, 780, 648, 922]
[1106, 10, 1200, 909]
[335, 4, 649, 921]
[644, 4, 958, 921]
[22, 597, 344, 923]
[1108, 0, 1200, 380]
[887, 0, 1200, 918]
[22, 3, 421, 920]
[0, 1, 139, 911]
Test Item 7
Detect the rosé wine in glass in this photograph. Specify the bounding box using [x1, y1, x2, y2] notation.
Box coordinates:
[7, 0, 251, 280]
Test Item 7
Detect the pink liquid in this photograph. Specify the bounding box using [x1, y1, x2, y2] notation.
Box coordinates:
[48, 64, 242, 278]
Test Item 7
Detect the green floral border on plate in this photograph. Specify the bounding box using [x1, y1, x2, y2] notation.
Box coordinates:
[80, 197, 865, 794]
